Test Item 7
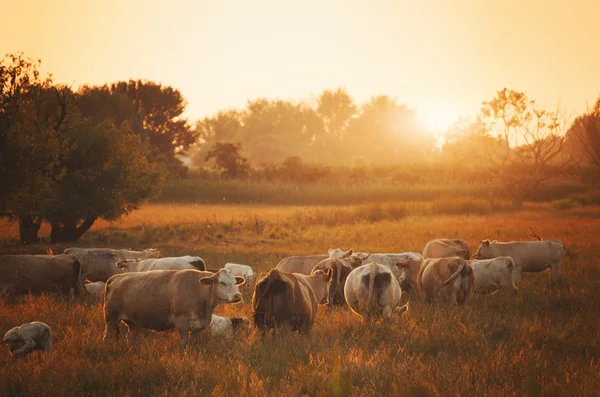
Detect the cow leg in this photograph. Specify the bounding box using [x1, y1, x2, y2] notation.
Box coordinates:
[12, 340, 36, 359]
[392, 303, 409, 317]
[103, 321, 120, 342]
[549, 262, 563, 285]
[125, 323, 141, 346]
[40, 334, 52, 354]
[174, 319, 190, 349]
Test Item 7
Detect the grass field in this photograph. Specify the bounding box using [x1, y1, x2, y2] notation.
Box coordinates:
[1, 203, 600, 396]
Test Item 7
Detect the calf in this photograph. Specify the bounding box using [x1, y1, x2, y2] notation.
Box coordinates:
[103, 269, 244, 348]
[473, 239, 565, 284]
[469, 257, 520, 294]
[344, 263, 408, 320]
[1, 322, 52, 358]
[395, 257, 474, 305]
[208, 315, 252, 338]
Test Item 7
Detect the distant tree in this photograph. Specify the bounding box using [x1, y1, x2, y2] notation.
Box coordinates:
[479, 88, 574, 201]
[566, 97, 600, 172]
[110, 80, 197, 174]
[442, 116, 503, 167]
[316, 87, 357, 142]
[205, 143, 250, 179]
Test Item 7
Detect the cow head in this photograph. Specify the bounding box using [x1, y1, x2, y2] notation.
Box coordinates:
[309, 268, 334, 304]
[473, 240, 492, 259]
[394, 258, 423, 294]
[200, 269, 243, 304]
[328, 248, 353, 259]
[141, 248, 160, 259]
[115, 259, 139, 271]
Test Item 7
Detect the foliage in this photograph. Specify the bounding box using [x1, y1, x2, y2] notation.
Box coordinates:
[566, 96, 600, 174]
[205, 142, 250, 179]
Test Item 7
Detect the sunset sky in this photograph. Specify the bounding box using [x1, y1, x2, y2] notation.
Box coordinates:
[4, 0, 600, 131]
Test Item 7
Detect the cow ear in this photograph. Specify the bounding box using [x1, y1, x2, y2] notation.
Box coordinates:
[328, 249, 335, 256]
[395, 261, 410, 269]
[481, 240, 490, 246]
[200, 276, 216, 285]
[343, 249, 353, 258]
[234, 276, 245, 286]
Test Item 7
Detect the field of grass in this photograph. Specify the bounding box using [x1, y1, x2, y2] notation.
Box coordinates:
[1, 203, 600, 396]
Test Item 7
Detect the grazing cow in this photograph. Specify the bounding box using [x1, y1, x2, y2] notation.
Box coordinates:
[103, 269, 244, 348]
[473, 239, 565, 284]
[1, 322, 52, 358]
[116, 256, 205, 272]
[422, 239, 471, 260]
[0, 254, 87, 297]
[64, 248, 159, 282]
[276, 254, 329, 275]
[208, 315, 252, 338]
[344, 263, 408, 320]
[252, 268, 330, 333]
[294, 269, 334, 304]
[85, 281, 106, 301]
[224, 263, 255, 286]
[353, 252, 423, 276]
[395, 257, 474, 305]
[469, 257, 521, 294]
[311, 256, 364, 306]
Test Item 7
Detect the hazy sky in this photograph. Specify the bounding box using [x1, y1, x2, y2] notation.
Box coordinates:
[4, 0, 599, 130]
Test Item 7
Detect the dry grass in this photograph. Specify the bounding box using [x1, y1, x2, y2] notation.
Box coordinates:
[1, 204, 600, 396]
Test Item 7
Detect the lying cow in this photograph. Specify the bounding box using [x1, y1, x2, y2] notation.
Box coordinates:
[395, 257, 474, 305]
[1, 322, 52, 358]
[224, 263, 255, 286]
[311, 256, 364, 306]
[116, 256, 205, 272]
[208, 315, 252, 338]
[469, 257, 520, 294]
[103, 269, 244, 348]
[64, 248, 159, 282]
[473, 239, 565, 284]
[252, 268, 331, 333]
[0, 254, 86, 297]
[344, 262, 408, 320]
[422, 239, 471, 260]
[85, 281, 106, 301]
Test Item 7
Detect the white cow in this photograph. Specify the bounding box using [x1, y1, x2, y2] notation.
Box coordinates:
[208, 315, 252, 338]
[1, 322, 52, 358]
[344, 262, 408, 320]
[85, 281, 106, 301]
[224, 263, 255, 286]
[116, 256, 205, 273]
[468, 257, 521, 294]
[473, 240, 565, 284]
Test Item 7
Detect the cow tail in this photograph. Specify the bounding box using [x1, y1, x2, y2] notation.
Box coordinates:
[367, 269, 376, 311]
[442, 263, 464, 285]
[71, 258, 86, 297]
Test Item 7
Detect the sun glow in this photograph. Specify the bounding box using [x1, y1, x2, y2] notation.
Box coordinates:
[418, 108, 460, 135]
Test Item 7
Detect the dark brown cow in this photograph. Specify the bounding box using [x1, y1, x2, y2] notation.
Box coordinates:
[0, 254, 86, 297]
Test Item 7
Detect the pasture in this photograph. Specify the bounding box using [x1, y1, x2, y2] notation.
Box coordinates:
[1, 203, 600, 396]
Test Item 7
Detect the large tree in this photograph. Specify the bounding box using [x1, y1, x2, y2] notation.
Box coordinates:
[566, 97, 600, 173]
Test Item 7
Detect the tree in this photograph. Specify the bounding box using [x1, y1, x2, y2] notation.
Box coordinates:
[110, 80, 197, 174]
[0, 54, 165, 243]
[316, 87, 357, 142]
[205, 143, 250, 179]
[566, 97, 600, 172]
[479, 88, 573, 201]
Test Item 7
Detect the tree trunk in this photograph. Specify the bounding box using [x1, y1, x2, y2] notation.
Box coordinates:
[19, 215, 42, 244]
[50, 217, 97, 242]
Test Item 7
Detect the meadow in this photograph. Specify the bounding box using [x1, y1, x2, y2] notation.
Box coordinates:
[1, 202, 600, 396]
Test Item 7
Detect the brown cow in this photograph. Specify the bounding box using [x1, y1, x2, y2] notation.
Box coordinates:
[252, 269, 331, 333]
[395, 257, 474, 305]
[103, 269, 244, 348]
[0, 254, 86, 297]
[422, 239, 471, 260]
[64, 248, 159, 282]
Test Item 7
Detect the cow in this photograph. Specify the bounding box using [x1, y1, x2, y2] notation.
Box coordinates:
[469, 257, 521, 294]
[0, 254, 87, 297]
[85, 281, 106, 301]
[1, 322, 52, 358]
[252, 268, 331, 333]
[224, 263, 255, 286]
[275, 254, 329, 275]
[422, 239, 471, 260]
[344, 262, 408, 320]
[102, 269, 244, 348]
[208, 315, 252, 338]
[293, 269, 334, 304]
[473, 239, 565, 284]
[395, 257, 474, 305]
[311, 256, 364, 306]
[64, 248, 159, 282]
[116, 256, 205, 273]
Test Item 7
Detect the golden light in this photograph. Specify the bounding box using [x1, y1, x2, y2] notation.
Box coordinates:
[418, 108, 460, 134]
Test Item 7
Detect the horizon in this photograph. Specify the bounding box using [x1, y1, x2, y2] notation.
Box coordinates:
[4, 0, 600, 131]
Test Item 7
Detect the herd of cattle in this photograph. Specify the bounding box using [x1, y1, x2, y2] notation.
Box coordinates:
[1, 238, 566, 357]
